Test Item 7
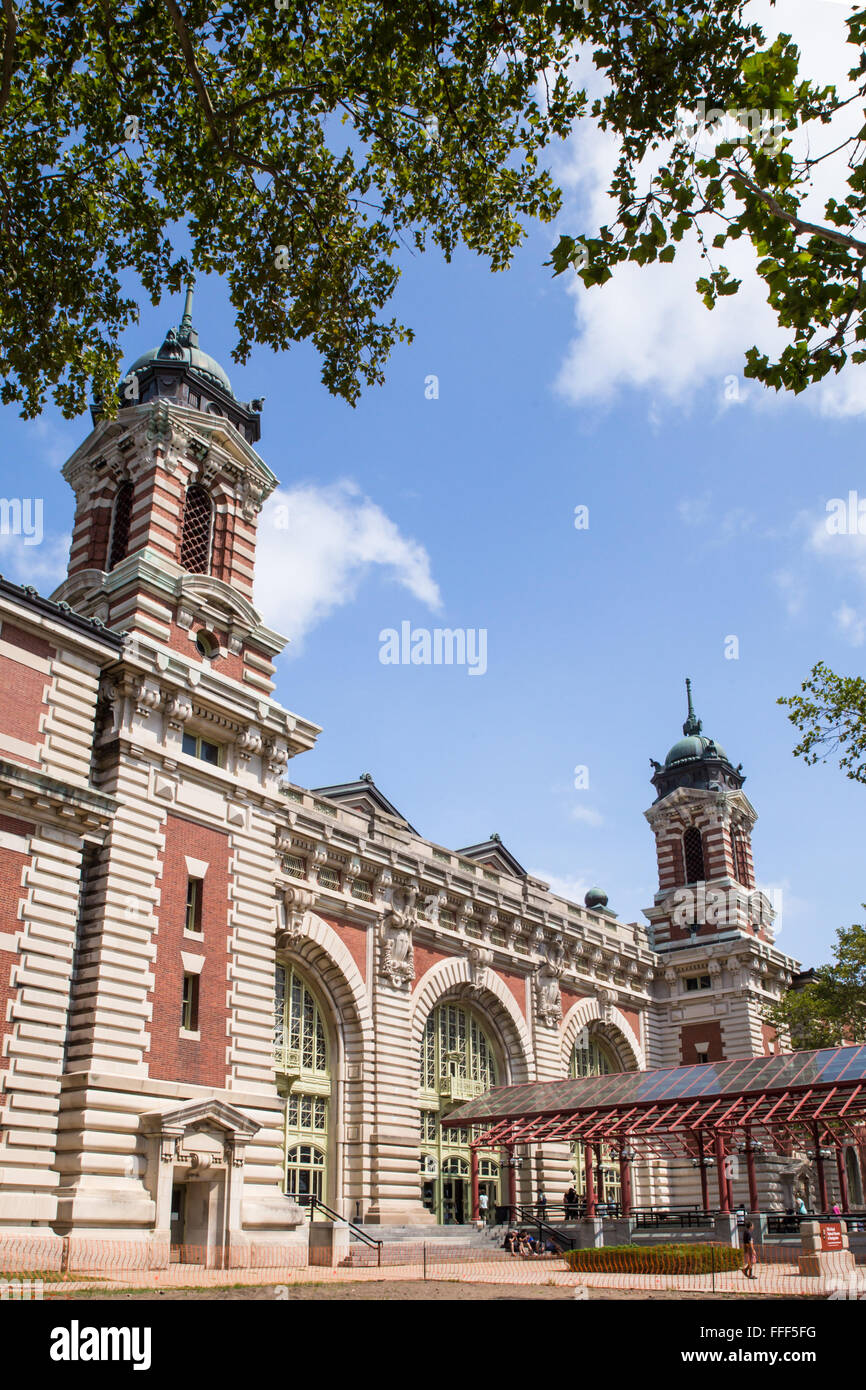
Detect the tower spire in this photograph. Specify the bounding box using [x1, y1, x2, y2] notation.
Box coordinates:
[682, 676, 702, 736]
[178, 282, 197, 345]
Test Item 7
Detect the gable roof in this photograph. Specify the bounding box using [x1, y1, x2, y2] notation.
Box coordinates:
[457, 838, 527, 879]
[312, 776, 418, 832]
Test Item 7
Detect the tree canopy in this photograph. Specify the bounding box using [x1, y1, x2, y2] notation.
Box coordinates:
[2, 1, 865, 416]
[779, 661, 866, 785]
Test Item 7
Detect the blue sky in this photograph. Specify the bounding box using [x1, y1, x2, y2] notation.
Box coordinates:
[1, 0, 864, 971]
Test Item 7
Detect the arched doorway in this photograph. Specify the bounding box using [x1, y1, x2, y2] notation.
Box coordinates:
[570, 1028, 624, 1210]
[419, 1000, 502, 1224]
[274, 963, 332, 1210]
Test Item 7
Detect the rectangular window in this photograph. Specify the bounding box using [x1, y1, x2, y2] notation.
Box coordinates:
[181, 973, 200, 1032]
[182, 731, 222, 766]
[185, 878, 203, 933]
[317, 865, 340, 891]
[685, 975, 712, 992]
[351, 878, 373, 901]
[282, 854, 306, 879]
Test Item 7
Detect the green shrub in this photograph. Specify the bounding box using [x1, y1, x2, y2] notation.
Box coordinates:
[562, 1242, 743, 1274]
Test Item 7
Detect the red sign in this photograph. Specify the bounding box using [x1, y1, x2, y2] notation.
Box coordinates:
[821, 1223, 844, 1251]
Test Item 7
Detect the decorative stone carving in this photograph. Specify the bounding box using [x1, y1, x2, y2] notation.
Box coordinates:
[131, 678, 161, 718]
[276, 885, 314, 949]
[264, 737, 289, 778]
[146, 398, 174, 450]
[467, 943, 494, 997]
[380, 885, 417, 990]
[596, 986, 616, 1024]
[235, 726, 263, 763]
[535, 936, 565, 1027]
[419, 890, 444, 926]
[164, 691, 193, 730]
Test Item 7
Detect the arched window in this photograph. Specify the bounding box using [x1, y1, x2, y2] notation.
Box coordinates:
[274, 965, 331, 1209]
[683, 825, 706, 883]
[570, 1030, 623, 1208]
[107, 481, 134, 571]
[285, 1144, 326, 1208]
[419, 1002, 501, 1224]
[179, 484, 213, 573]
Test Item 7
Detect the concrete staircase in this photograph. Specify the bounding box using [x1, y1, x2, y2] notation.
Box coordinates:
[338, 1222, 509, 1267]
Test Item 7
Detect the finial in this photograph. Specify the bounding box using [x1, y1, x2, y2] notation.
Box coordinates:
[490, 832, 501, 842]
[682, 676, 702, 737]
[360, 772, 373, 783]
[177, 282, 198, 346]
[180, 282, 194, 334]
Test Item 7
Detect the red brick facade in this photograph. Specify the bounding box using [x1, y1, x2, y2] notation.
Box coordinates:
[0, 623, 53, 760]
[680, 1020, 724, 1065]
[320, 915, 368, 982]
[146, 815, 231, 1087]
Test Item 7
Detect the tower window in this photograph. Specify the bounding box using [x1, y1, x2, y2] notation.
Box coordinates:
[180, 484, 213, 574]
[107, 481, 134, 571]
[181, 973, 200, 1032]
[683, 825, 706, 883]
[185, 878, 203, 934]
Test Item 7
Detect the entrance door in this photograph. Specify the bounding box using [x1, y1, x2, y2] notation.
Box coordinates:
[169, 1185, 185, 1262]
[442, 1177, 467, 1225]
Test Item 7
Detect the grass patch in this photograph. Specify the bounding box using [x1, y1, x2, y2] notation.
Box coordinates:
[563, 1243, 743, 1274]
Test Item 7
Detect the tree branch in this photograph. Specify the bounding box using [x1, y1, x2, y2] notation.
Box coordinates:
[161, 0, 221, 143]
[0, 0, 17, 117]
[727, 165, 866, 257]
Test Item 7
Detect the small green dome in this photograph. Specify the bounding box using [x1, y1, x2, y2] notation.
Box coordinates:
[124, 286, 233, 397]
[665, 734, 728, 768]
[128, 342, 232, 395]
[585, 886, 608, 910]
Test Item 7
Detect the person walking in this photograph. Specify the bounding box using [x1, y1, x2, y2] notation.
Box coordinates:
[478, 1190, 489, 1225]
[537, 1189, 547, 1220]
[741, 1219, 758, 1280]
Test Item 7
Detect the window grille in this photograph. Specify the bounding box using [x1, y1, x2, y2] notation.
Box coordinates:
[108, 481, 134, 570]
[317, 865, 340, 891]
[683, 825, 706, 883]
[180, 484, 213, 573]
[282, 854, 306, 880]
[351, 878, 373, 901]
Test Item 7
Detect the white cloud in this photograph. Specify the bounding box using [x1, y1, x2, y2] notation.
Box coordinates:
[834, 601, 866, 646]
[254, 480, 442, 648]
[773, 567, 808, 619]
[0, 531, 71, 587]
[570, 804, 604, 827]
[552, 1, 865, 416]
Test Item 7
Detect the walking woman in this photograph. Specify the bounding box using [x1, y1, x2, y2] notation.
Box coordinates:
[742, 1218, 758, 1279]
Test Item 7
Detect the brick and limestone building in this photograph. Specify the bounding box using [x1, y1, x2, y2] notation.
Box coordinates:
[0, 296, 854, 1263]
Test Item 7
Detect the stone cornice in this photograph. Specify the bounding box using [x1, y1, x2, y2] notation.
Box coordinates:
[0, 760, 117, 834]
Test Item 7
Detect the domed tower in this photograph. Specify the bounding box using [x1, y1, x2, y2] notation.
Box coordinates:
[644, 680, 789, 1074]
[50, 289, 292, 700]
[644, 679, 773, 949]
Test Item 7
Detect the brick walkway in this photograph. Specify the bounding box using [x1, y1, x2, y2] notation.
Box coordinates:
[48, 1258, 866, 1297]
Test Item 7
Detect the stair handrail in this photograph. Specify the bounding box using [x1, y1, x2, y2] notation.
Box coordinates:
[506, 1204, 574, 1254]
[307, 1196, 383, 1258]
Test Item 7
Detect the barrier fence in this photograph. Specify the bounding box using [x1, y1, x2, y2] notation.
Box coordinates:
[0, 1235, 865, 1296]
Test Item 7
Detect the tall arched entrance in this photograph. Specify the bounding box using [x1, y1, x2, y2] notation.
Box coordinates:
[419, 1000, 502, 1224]
[274, 962, 332, 1210]
[569, 1028, 624, 1209]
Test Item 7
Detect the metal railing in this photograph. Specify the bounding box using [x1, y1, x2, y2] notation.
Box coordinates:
[307, 1196, 384, 1266]
[496, 1205, 575, 1253]
[767, 1211, 866, 1236]
[632, 1206, 715, 1230]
